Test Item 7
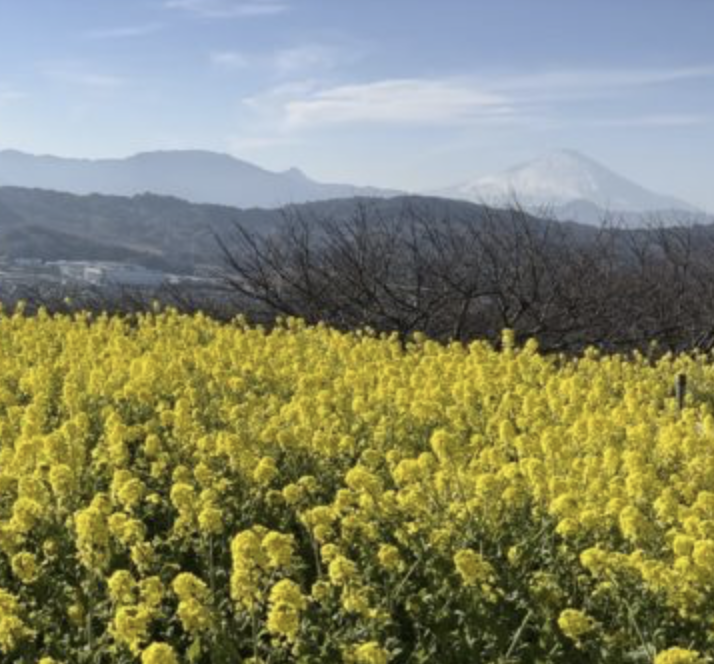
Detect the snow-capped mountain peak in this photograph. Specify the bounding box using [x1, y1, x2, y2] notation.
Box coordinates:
[439, 149, 698, 214]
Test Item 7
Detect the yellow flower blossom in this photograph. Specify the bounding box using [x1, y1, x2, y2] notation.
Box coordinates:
[0, 588, 31, 654]
[141, 642, 179, 664]
[354, 641, 391, 664]
[266, 579, 306, 642]
[654, 648, 705, 664]
[558, 608, 595, 643]
[11, 552, 38, 584]
[262, 531, 295, 569]
[1, 312, 714, 658]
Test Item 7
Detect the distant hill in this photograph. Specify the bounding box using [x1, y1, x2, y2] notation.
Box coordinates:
[434, 149, 706, 227]
[0, 149, 401, 209]
[0, 187, 585, 273]
[3, 185, 711, 276]
[0, 187, 279, 272]
[0, 223, 164, 266]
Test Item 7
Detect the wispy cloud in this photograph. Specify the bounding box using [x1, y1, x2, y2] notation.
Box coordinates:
[44, 65, 128, 91]
[247, 78, 520, 129]
[588, 113, 710, 128]
[230, 80, 317, 151]
[84, 23, 164, 40]
[228, 134, 301, 150]
[210, 51, 250, 69]
[273, 45, 339, 75]
[490, 65, 714, 102]
[242, 65, 714, 131]
[165, 0, 289, 18]
[0, 89, 26, 107]
[211, 43, 354, 75]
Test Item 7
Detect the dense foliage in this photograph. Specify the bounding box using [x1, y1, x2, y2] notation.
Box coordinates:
[0, 308, 712, 663]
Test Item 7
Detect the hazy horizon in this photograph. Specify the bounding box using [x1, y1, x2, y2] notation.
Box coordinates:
[0, 0, 712, 209]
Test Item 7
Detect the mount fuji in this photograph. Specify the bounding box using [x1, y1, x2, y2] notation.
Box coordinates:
[435, 150, 704, 227]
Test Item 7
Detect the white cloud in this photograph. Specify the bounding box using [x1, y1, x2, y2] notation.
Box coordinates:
[44, 66, 128, 90]
[0, 90, 26, 107]
[491, 65, 714, 101]
[228, 134, 301, 150]
[589, 113, 710, 128]
[210, 51, 251, 69]
[60, 73, 127, 90]
[244, 79, 321, 106]
[211, 43, 356, 76]
[251, 78, 517, 128]
[241, 65, 714, 131]
[85, 24, 164, 40]
[273, 45, 338, 75]
[165, 0, 288, 18]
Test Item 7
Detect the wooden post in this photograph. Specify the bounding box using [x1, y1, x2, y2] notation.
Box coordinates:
[675, 374, 687, 410]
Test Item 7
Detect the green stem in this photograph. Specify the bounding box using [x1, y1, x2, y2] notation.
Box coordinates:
[86, 572, 94, 661]
[252, 606, 259, 662]
[504, 609, 531, 660]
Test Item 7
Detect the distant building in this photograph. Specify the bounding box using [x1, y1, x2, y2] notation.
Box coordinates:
[13, 258, 44, 268]
[56, 261, 167, 288]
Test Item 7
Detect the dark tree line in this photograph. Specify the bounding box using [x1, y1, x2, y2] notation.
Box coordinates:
[215, 200, 714, 353]
[5, 199, 714, 354]
[0, 281, 244, 322]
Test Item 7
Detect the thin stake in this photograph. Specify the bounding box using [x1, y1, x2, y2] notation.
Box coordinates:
[676, 374, 687, 410]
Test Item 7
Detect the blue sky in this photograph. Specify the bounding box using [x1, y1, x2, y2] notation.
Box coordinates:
[0, 0, 712, 208]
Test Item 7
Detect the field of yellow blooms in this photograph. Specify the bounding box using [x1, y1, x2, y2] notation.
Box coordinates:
[2, 308, 714, 663]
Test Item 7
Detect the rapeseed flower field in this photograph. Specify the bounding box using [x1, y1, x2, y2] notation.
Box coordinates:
[1, 308, 713, 662]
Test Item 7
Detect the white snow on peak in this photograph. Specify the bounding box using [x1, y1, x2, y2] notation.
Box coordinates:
[439, 149, 697, 214]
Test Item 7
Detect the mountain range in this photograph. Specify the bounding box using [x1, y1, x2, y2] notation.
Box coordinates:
[0, 148, 706, 228]
[0, 148, 709, 274]
[0, 149, 400, 209]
